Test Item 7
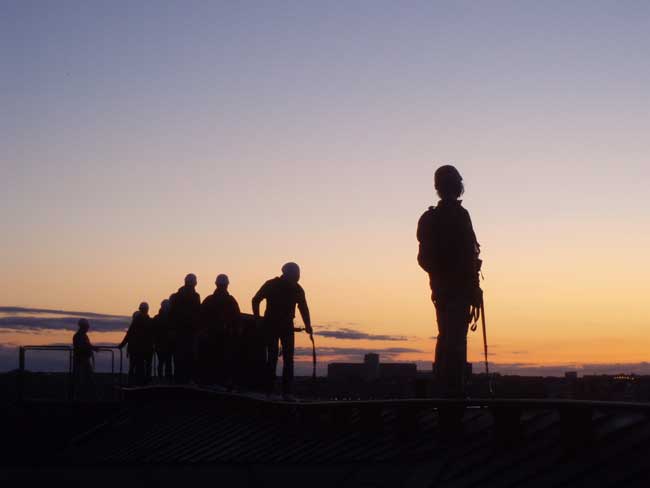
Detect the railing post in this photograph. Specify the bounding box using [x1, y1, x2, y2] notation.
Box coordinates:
[69, 349, 75, 401]
[18, 347, 25, 402]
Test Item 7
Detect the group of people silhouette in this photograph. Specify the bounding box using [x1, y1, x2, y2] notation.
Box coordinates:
[74, 165, 482, 407]
[73, 263, 312, 401]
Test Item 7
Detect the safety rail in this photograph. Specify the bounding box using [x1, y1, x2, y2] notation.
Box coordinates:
[17, 345, 124, 401]
[121, 385, 650, 447]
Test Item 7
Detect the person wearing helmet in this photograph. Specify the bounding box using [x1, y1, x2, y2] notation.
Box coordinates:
[252, 262, 313, 400]
[169, 273, 201, 384]
[417, 165, 482, 400]
[199, 274, 241, 387]
[119, 302, 154, 385]
[153, 299, 174, 381]
[72, 318, 99, 399]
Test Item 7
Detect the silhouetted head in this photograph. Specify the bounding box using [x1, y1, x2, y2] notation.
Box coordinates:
[78, 318, 90, 333]
[139, 302, 149, 315]
[281, 262, 301, 283]
[184, 273, 197, 288]
[215, 274, 229, 290]
[434, 165, 464, 201]
[160, 299, 170, 313]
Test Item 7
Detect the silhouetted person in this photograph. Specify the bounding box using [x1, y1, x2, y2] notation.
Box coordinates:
[73, 318, 99, 399]
[417, 165, 482, 402]
[199, 274, 241, 387]
[238, 314, 268, 391]
[119, 302, 154, 386]
[153, 299, 174, 381]
[252, 262, 313, 400]
[169, 273, 201, 384]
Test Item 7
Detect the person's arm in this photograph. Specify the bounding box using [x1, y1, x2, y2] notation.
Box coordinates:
[228, 296, 242, 334]
[87, 335, 100, 352]
[118, 322, 133, 349]
[251, 283, 268, 318]
[462, 208, 482, 305]
[416, 209, 436, 274]
[297, 288, 312, 335]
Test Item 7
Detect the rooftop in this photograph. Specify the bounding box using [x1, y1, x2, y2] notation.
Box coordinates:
[3, 386, 646, 487]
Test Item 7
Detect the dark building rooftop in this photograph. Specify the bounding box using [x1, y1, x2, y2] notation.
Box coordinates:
[328, 353, 416, 381]
[3, 385, 647, 487]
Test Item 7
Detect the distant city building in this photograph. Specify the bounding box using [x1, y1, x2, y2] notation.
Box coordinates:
[328, 353, 416, 381]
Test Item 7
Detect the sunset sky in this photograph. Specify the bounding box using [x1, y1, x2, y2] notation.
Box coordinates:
[2, 2, 649, 374]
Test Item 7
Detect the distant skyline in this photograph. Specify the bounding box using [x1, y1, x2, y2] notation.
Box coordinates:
[2, 2, 649, 371]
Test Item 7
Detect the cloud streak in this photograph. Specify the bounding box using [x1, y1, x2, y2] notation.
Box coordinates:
[0, 316, 129, 333]
[0, 307, 128, 320]
[0, 306, 130, 333]
[315, 327, 407, 341]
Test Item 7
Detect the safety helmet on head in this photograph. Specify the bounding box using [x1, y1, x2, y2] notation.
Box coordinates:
[434, 164, 464, 199]
[184, 273, 197, 287]
[281, 262, 301, 282]
[215, 274, 229, 287]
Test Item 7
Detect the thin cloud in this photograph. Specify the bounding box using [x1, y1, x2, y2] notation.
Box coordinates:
[0, 306, 128, 320]
[0, 307, 131, 333]
[295, 346, 422, 361]
[315, 327, 407, 341]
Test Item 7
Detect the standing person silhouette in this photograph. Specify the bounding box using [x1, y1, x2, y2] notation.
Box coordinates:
[417, 165, 482, 401]
[72, 318, 99, 399]
[252, 262, 312, 401]
[153, 299, 174, 381]
[200, 274, 241, 388]
[119, 302, 154, 385]
[170, 274, 201, 384]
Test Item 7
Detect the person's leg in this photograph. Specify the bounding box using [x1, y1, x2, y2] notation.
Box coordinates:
[157, 352, 164, 379]
[280, 332, 295, 396]
[145, 353, 153, 384]
[446, 301, 471, 398]
[170, 351, 176, 382]
[436, 300, 470, 436]
[175, 337, 191, 384]
[223, 335, 234, 390]
[85, 360, 97, 400]
[133, 356, 142, 386]
[434, 301, 450, 396]
[128, 356, 136, 386]
[72, 360, 81, 400]
[164, 353, 173, 379]
[266, 334, 280, 394]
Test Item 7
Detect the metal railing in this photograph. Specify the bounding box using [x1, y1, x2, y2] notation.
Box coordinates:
[17, 345, 123, 401]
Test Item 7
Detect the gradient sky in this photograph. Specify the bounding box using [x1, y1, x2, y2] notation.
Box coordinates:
[2, 1, 649, 372]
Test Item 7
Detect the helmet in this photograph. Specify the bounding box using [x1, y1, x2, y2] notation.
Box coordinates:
[281, 262, 301, 282]
[184, 273, 197, 287]
[434, 164, 464, 199]
[434, 164, 462, 186]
